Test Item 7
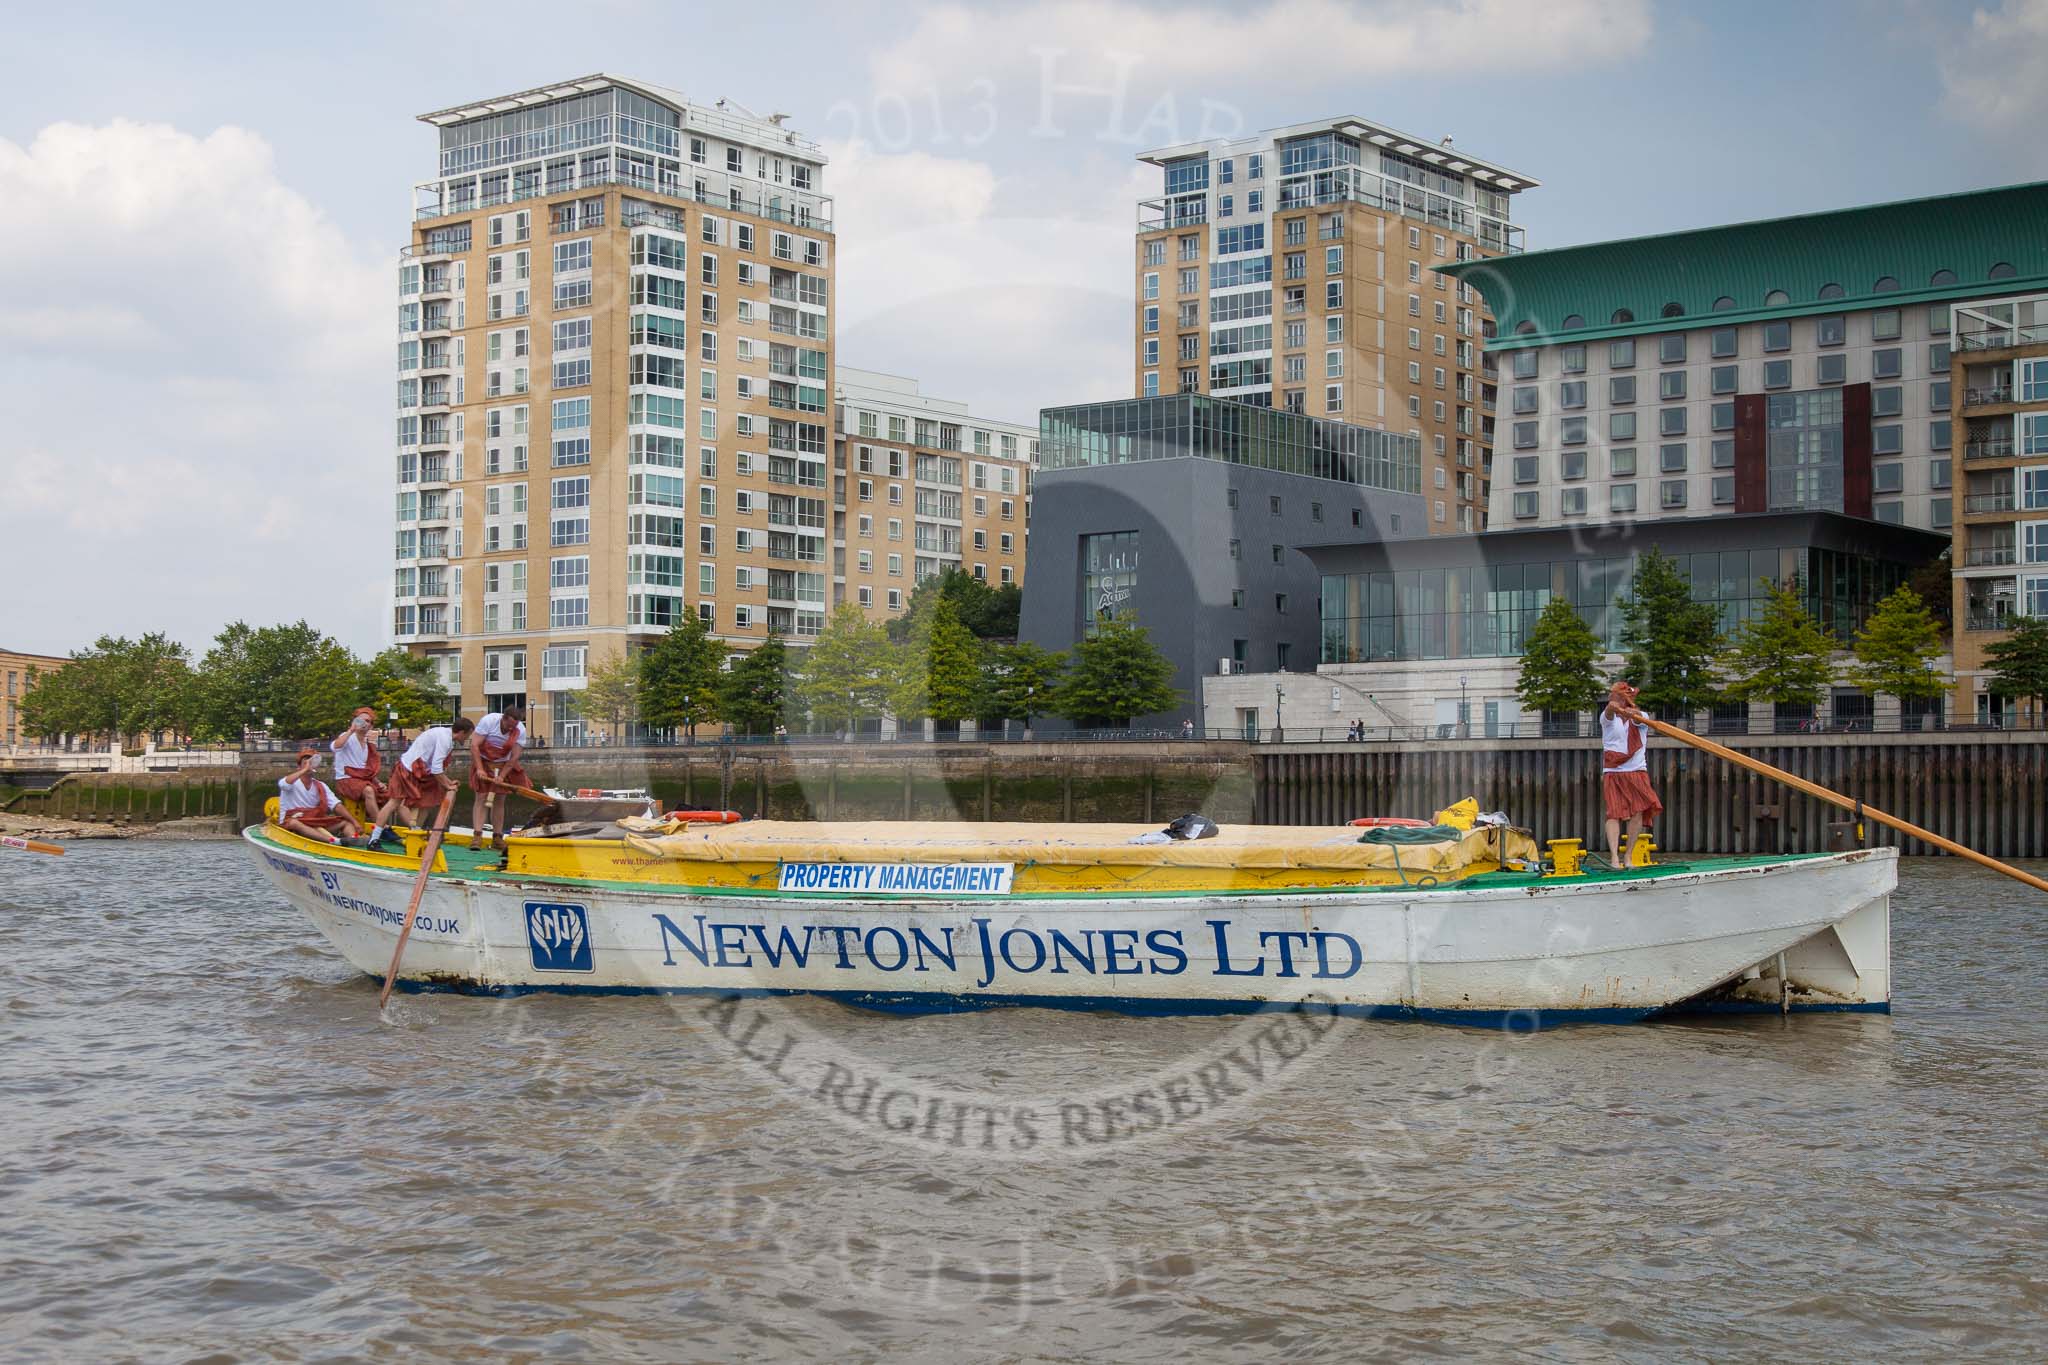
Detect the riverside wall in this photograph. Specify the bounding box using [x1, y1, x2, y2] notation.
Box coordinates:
[1253, 731, 2048, 858]
[8, 733, 2048, 859]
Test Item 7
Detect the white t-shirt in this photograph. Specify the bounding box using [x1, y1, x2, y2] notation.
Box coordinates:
[331, 731, 376, 777]
[400, 726, 455, 774]
[1601, 711, 1648, 773]
[279, 774, 339, 816]
[475, 713, 526, 749]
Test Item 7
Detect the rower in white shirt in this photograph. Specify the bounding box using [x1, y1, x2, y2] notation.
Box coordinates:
[380, 716, 474, 830]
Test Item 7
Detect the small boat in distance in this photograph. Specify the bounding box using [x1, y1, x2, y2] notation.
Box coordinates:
[244, 813, 1894, 1028]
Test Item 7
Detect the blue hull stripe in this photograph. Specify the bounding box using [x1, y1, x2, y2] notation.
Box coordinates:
[386, 977, 1676, 1030]
[383, 978, 1887, 1028]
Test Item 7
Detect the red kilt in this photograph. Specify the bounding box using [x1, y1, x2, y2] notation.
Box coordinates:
[1603, 770, 1662, 823]
[473, 737, 529, 794]
[284, 806, 345, 830]
[390, 758, 441, 809]
[335, 775, 387, 806]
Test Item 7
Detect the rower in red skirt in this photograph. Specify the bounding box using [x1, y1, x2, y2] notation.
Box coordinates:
[1601, 680, 1662, 868]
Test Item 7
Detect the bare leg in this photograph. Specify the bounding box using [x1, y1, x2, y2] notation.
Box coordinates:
[1624, 816, 1645, 864]
[1605, 816, 1622, 867]
[470, 786, 489, 849]
[490, 794, 508, 847]
[285, 816, 341, 844]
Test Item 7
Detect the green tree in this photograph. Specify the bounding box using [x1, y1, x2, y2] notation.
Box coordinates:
[978, 641, 1068, 729]
[1617, 548, 1723, 716]
[888, 567, 1022, 642]
[640, 614, 725, 736]
[1848, 585, 1947, 705]
[1515, 597, 1607, 730]
[722, 634, 790, 736]
[794, 604, 895, 731]
[892, 598, 982, 726]
[355, 648, 450, 729]
[580, 650, 642, 741]
[19, 634, 196, 746]
[193, 621, 359, 740]
[1906, 548, 1954, 631]
[1053, 617, 1180, 728]
[1719, 578, 1836, 707]
[1984, 615, 2048, 720]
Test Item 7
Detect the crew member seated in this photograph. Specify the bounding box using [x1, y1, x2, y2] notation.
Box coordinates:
[278, 748, 364, 844]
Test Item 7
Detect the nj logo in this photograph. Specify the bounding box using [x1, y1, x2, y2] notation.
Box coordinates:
[526, 901, 593, 973]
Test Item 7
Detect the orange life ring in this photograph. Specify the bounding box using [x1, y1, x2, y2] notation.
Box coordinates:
[666, 809, 744, 824]
[1347, 816, 1431, 828]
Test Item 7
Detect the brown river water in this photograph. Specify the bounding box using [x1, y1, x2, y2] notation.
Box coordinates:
[2, 842, 2044, 1361]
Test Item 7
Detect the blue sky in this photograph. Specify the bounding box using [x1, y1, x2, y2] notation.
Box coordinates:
[2, 0, 2043, 656]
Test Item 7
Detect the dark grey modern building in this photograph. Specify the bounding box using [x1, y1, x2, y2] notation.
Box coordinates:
[1020, 394, 1424, 725]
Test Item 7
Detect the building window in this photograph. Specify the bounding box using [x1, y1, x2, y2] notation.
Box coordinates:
[1512, 422, 1538, 449]
[1873, 348, 1902, 379]
[1561, 417, 1587, 445]
[1873, 309, 1902, 341]
[1712, 475, 1735, 505]
[1660, 371, 1687, 401]
[1817, 353, 1847, 385]
[1873, 424, 1903, 456]
[1661, 480, 1688, 510]
[1561, 345, 1587, 375]
[1609, 338, 1635, 369]
[1660, 443, 1688, 473]
[1513, 492, 1539, 520]
[1610, 411, 1637, 441]
[1660, 407, 1687, 436]
[1710, 328, 1737, 359]
[1560, 381, 1586, 408]
[1873, 386, 1903, 418]
[1611, 448, 1637, 477]
[1710, 402, 1734, 432]
[1611, 483, 1638, 513]
[1610, 375, 1636, 405]
[1513, 456, 1539, 484]
[1659, 334, 1686, 364]
[1561, 450, 1588, 480]
[1763, 360, 1791, 390]
[1561, 487, 1588, 516]
[1711, 365, 1738, 395]
[1816, 315, 1845, 347]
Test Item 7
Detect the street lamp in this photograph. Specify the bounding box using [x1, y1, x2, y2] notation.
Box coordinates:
[683, 692, 692, 747]
[1459, 674, 1469, 739]
[1274, 683, 1285, 744]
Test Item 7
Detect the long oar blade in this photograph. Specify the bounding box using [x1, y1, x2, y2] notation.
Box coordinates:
[1, 835, 64, 856]
[379, 791, 455, 1008]
[1635, 713, 2048, 897]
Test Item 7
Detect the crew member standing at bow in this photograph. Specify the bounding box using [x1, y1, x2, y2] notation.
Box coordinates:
[330, 707, 398, 850]
[468, 703, 531, 852]
[382, 715, 473, 831]
[1601, 680, 1662, 868]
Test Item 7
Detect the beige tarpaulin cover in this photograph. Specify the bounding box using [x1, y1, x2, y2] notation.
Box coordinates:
[623, 820, 1537, 875]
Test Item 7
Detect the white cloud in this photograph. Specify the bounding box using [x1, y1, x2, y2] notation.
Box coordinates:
[873, 0, 1653, 108]
[827, 138, 1155, 420]
[0, 120, 391, 657]
[1937, 0, 2048, 164]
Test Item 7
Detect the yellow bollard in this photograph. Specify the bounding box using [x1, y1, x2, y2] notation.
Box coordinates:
[1544, 837, 1585, 878]
[1629, 831, 1656, 868]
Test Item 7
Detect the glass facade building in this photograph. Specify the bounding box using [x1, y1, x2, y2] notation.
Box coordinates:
[1041, 394, 1421, 495]
[1311, 514, 1942, 666]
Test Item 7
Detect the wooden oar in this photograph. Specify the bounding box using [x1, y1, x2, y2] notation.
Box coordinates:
[1, 835, 64, 857]
[1632, 712, 2048, 896]
[379, 790, 455, 1009]
[487, 779, 562, 829]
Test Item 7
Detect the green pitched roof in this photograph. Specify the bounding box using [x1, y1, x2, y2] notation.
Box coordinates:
[1440, 180, 2048, 349]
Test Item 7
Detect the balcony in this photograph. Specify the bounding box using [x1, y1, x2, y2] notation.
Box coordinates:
[418, 165, 835, 230]
[419, 385, 452, 412]
[1967, 612, 2018, 632]
[1965, 439, 2016, 462]
[417, 458, 451, 488]
[1965, 545, 2016, 567]
[1136, 196, 1210, 231]
[1964, 386, 2015, 407]
[1964, 490, 2016, 514]
[420, 272, 455, 300]
[418, 423, 452, 449]
[418, 347, 454, 376]
[1958, 324, 2048, 352]
[420, 308, 453, 338]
